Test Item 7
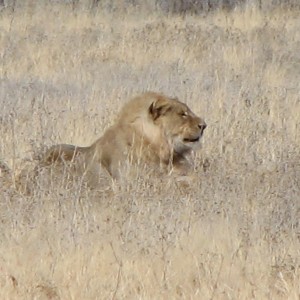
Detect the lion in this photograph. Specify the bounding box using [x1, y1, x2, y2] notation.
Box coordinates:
[38, 92, 206, 187]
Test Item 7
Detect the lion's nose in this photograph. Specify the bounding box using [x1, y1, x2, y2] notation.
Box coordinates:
[198, 123, 207, 133]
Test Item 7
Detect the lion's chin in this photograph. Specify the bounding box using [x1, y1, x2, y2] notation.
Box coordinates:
[185, 135, 203, 149]
[173, 136, 202, 154]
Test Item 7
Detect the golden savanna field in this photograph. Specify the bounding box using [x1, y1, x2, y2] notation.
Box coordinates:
[0, 1, 299, 299]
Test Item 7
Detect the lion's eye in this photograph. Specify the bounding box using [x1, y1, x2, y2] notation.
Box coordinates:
[181, 112, 188, 118]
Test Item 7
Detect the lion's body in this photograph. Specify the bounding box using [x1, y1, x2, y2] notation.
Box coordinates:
[41, 92, 206, 186]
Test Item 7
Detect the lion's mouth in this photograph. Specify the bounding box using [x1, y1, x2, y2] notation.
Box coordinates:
[183, 136, 200, 143]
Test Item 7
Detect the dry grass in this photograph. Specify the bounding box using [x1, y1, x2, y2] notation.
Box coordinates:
[0, 3, 299, 299]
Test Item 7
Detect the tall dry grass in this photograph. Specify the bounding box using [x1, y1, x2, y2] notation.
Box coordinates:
[0, 3, 299, 299]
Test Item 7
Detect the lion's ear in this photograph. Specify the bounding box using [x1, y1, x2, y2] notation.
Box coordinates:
[149, 100, 169, 120]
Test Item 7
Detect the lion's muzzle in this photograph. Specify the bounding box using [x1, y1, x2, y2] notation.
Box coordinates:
[198, 123, 207, 135]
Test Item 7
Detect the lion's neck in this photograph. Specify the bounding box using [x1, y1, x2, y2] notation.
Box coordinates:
[128, 118, 172, 164]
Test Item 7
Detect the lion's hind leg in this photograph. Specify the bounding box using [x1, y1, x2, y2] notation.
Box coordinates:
[41, 144, 86, 166]
[15, 144, 88, 195]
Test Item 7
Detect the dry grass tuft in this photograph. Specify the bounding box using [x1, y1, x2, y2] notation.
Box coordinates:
[0, 3, 299, 299]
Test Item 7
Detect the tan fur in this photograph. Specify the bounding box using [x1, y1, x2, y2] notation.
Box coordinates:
[40, 92, 206, 186]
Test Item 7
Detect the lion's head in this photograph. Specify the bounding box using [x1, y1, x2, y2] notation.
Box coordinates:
[118, 92, 206, 160]
[148, 94, 206, 155]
